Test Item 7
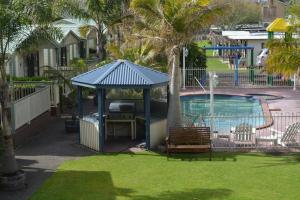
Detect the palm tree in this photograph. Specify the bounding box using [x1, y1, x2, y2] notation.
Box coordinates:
[130, 0, 225, 127]
[107, 39, 168, 72]
[0, 0, 61, 189]
[58, 0, 124, 60]
[265, 3, 300, 77]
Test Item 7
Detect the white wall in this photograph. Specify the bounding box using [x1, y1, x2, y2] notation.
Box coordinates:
[61, 32, 81, 65]
[247, 39, 266, 59]
[6, 54, 25, 77]
[150, 119, 167, 148]
[14, 86, 51, 130]
[80, 118, 100, 151]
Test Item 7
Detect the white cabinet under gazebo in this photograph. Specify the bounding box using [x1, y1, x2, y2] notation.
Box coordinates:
[71, 59, 169, 152]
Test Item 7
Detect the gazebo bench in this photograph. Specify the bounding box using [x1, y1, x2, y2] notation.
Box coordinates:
[165, 127, 212, 160]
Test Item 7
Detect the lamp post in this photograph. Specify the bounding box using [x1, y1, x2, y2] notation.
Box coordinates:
[209, 72, 218, 137]
[182, 47, 188, 90]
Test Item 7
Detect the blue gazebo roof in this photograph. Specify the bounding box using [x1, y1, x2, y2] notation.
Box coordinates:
[71, 59, 169, 88]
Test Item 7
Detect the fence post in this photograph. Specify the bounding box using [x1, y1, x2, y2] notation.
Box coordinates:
[293, 73, 297, 91]
[209, 72, 215, 134]
[182, 47, 186, 89]
[234, 56, 239, 86]
[267, 74, 273, 86]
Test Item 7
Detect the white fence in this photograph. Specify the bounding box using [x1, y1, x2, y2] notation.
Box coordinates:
[13, 86, 51, 130]
[182, 113, 300, 150]
[13, 81, 60, 107]
[182, 68, 298, 89]
[80, 118, 100, 151]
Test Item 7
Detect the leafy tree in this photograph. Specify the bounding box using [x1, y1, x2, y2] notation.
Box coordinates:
[0, 0, 60, 186]
[57, 0, 124, 60]
[130, 0, 225, 127]
[265, 4, 300, 77]
[213, 0, 262, 30]
[107, 39, 168, 72]
[182, 42, 207, 69]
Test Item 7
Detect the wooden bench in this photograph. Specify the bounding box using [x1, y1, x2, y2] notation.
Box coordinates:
[166, 127, 212, 160]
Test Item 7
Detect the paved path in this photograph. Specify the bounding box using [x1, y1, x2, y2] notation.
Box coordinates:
[0, 117, 94, 200]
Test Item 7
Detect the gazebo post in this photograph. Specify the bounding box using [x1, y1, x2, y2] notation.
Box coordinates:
[143, 88, 151, 149]
[77, 86, 83, 118]
[77, 86, 83, 144]
[97, 88, 105, 152]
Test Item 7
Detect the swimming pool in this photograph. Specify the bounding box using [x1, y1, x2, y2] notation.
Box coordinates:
[181, 94, 265, 133]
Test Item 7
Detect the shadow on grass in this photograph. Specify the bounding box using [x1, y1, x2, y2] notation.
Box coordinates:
[98, 151, 300, 165]
[132, 188, 233, 200]
[249, 153, 300, 168]
[166, 152, 237, 162]
[97, 151, 239, 162]
[30, 170, 134, 200]
[30, 169, 233, 200]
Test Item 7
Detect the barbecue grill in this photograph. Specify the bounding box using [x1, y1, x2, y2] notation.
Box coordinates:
[106, 101, 137, 139]
[108, 102, 136, 120]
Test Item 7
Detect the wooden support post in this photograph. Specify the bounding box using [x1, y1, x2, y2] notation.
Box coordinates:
[77, 86, 83, 144]
[98, 89, 105, 152]
[77, 86, 83, 119]
[143, 88, 150, 149]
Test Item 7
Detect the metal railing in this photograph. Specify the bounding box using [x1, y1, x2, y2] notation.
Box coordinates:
[13, 81, 59, 106]
[182, 68, 298, 89]
[13, 85, 51, 130]
[182, 113, 300, 150]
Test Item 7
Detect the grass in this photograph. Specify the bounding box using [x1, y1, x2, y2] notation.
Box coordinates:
[30, 152, 300, 200]
[196, 41, 230, 72]
[206, 59, 230, 72]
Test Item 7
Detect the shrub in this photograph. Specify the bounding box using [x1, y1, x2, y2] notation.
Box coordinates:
[70, 58, 87, 73]
[12, 76, 50, 82]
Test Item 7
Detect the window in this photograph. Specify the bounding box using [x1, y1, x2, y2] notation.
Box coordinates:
[50, 49, 54, 66]
[43, 49, 49, 66]
[73, 44, 78, 58]
[70, 45, 74, 60]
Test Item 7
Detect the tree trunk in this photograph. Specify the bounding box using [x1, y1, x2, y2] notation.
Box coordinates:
[167, 46, 182, 128]
[0, 83, 19, 175]
[96, 24, 105, 60]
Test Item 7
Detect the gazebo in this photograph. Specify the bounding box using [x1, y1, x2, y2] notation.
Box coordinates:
[71, 59, 169, 152]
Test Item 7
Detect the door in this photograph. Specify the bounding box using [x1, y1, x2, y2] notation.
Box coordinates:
[61, 47, 67, 66]
[26, 52, 39, 77]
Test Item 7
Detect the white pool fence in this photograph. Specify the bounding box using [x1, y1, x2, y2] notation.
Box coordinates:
[182, 113, 300, 150]
[182, 68, 298, 89]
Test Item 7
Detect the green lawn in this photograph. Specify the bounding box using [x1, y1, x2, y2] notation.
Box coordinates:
[30, 152, 300, 200]
[196, 41, 230, 72]
[207, 58, 230, 72]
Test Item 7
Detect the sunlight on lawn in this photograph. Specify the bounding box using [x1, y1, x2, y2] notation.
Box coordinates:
[30, 152, 300, 200]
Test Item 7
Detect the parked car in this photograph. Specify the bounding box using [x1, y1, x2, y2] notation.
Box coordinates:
[256, 48, 269, 67]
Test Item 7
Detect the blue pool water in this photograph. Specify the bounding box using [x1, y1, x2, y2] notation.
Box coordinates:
[181, 94, 265, 133]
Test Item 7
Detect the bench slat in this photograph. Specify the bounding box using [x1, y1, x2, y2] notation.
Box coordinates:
[166, 127, 212, 160]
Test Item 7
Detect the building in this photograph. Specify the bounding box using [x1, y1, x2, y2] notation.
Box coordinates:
[5, 18, 98, 77]
[210, 30, 285, 65]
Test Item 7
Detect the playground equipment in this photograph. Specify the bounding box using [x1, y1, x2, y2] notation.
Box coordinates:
[267, 18, 297, 90]
[203, 46, 255, 86]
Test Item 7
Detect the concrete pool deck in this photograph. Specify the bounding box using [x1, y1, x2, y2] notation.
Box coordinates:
[181, 88, 300, 113]
[181, 88, 300, 148]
